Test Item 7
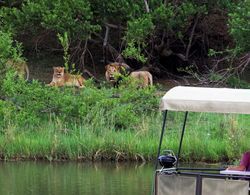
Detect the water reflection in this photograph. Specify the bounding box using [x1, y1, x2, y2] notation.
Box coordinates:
[0, 161, 154, 195]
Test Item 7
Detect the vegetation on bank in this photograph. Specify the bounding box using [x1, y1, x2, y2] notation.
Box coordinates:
[0, 1, 249, 163]
[0, 73, 249, 162]
[0, 0, 249, 85]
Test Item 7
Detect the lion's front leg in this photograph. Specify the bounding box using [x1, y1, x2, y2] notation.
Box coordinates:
[105, 71, 111, 82]
[47, 81, 56, 86]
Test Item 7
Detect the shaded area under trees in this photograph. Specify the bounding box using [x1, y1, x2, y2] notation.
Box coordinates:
[0, 0, 249, 87]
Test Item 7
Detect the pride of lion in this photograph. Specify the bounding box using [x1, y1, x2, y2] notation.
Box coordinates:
[5, 54, 153, 90]
[46, 61, 153, 89]
[47, 66, 85, 88]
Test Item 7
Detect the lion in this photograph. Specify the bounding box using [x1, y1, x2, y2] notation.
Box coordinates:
[105, 62, 132, 87]
[47, 66, 85, 88]
[130, 71, 153, 87]
[105, 62, 153, 88]
[6, 59, 29, 80]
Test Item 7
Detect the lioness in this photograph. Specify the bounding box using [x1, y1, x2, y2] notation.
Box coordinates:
[6, 59, 29, 80]
[47, 66, 85, 88]
[105, 62, 132, 87]
[130, 71, 153, 87]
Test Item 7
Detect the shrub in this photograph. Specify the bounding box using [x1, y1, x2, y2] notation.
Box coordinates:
[0, 30, 25, 94]
[0, 72, 159, 130]
[228, 0, 250, 53]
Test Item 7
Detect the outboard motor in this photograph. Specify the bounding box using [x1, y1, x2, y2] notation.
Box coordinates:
[158, 150, 177, 169]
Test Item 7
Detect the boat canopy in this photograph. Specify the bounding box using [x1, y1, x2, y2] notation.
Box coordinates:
[160, 86, 250, 114]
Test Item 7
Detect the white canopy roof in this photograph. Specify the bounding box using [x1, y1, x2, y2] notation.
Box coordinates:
[160, 86, 250, 114]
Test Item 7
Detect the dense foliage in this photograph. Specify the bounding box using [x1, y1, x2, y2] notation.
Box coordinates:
[0, 0, 249, 83]
[228, 0, 250, 53]
[0, 72, 159, 130]
[0, 30, 25, 89]
[0, 0, 99, 38]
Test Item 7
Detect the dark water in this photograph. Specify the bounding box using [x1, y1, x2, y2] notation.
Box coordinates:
[0, 161, 154, 195]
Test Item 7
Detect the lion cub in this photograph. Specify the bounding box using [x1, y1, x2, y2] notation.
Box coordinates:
[48, 66, 85, 88]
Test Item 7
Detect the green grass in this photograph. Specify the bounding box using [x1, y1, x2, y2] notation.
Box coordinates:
[0, 73, 250, 162]
[0, 112, 249, 163]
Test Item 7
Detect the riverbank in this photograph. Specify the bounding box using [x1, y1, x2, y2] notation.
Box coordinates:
[1, 109, 249, 163]
[0, 71, 250, 162]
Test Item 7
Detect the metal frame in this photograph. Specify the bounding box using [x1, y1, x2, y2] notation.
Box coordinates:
[154, 110, 168, 170]
[155, 110, 188, 170]
[153, 110, 250, 195]
[176, 111, 188, 168]
[155, 170, 250, 195]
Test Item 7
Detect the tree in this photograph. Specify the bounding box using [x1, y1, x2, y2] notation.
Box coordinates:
[0, 0, 248, 87]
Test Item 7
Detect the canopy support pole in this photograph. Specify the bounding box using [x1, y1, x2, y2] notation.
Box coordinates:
[176, 111, 188, 168]
[151, 110, 168, 195]
[154, 110, 168, 170]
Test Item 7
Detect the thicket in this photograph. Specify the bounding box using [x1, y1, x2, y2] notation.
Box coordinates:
[0, 73, 159, 129]
[0, 0, 249, 85]
[0, 30, 25, 90]
[0, 71, 249, 162]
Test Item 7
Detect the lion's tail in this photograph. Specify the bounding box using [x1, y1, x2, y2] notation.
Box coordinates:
[148, 72, 153, 86]
[24, 63, 30, 81]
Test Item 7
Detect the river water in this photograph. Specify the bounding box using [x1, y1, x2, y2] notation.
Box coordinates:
[0, 161, 154, 195]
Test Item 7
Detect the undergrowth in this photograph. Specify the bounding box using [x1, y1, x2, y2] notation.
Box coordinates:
[0, 72, 249, 163]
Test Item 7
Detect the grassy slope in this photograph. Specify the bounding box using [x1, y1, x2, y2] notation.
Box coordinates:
[0, 111, 249, 163]
[0, 69, 249, 162]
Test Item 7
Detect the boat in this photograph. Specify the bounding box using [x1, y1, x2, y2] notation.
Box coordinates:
[153, 86, 250, 195]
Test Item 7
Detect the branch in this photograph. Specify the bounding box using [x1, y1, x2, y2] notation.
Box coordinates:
[80, 39, 88, 68]
[154, 30, 166, 52]
[104, 23, 125, 30]
[107, 44, 120, 62]
[238, 52, 250, 73]
[191, 52, 250, 86]
[103, 25, 110, 47]
[143, 0, 150, 13]
[83, 68, 101, 83]
[86, 48, 97, 76]
[185, 14, 199, 60]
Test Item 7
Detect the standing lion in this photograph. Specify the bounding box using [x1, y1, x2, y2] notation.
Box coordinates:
[105, 62, 132, 87]
[105, 62, 153, 87]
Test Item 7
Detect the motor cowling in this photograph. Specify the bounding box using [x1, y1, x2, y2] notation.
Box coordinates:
[158, 150, 177, 168]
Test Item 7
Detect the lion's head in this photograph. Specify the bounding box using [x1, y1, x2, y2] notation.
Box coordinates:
[105, 64, 121, 82]
[105, 63, 131, 83]
[53, 67, 65, 78]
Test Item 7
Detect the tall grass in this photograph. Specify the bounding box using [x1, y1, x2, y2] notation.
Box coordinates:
[0, 112, 249, 163]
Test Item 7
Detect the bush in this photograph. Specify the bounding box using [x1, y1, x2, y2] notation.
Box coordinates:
[0, 30, 25, 93]
[228, 0, 250, 53]
[0, 0, 100, 40]
[0, 72, 159, 130]
[226, 76, 250, 89]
